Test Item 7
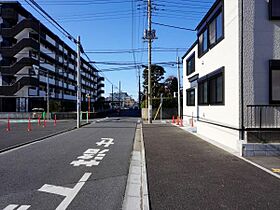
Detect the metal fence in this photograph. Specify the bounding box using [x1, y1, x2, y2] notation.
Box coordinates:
[246, 105, 280, 129]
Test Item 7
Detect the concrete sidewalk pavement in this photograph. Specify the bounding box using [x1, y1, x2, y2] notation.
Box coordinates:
[143, 123, 280, 210]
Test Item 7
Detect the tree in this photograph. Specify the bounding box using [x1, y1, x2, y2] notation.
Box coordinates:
[142, 65, 165, 98]
[164, 76, 178, 97]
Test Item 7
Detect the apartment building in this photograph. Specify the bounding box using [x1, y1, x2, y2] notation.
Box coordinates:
[182, 0, 280, 155]
[0, 1, 104, 112]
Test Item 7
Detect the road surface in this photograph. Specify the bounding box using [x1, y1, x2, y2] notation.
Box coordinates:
[0, 117, 138, 210]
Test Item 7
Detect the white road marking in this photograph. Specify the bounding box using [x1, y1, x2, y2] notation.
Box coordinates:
[70, 148, 110, 167]
[17, 205, 31, 210]
[70, 159, 100, 167]
[84, 149, 100, 154]
[99, 149, 109, 154]
[38, 172, 92, 210]
[3, 204, 18, 210]
[96, 154, 106, 157]
[3, 204, 31, 210]
[96, 138, 114, 147]
[94, 156, 104, 161]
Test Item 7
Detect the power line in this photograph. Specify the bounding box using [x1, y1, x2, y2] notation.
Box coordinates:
[27, 0, 77, 43]
[24, 0, 120, 90]
[152, 21, 195, 31]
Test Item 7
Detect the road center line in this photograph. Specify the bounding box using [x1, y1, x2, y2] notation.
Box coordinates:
[38, 172, 92, 210]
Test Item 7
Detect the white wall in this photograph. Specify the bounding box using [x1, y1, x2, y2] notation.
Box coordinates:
[182, 45, 198, 127]
[183, 0, 241, 151]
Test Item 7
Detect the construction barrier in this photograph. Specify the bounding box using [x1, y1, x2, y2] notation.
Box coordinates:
[6, 116, 11, 132]
[180, 117, 183, 127]
[27, 117, 32, 132]
[176, 116, 180, 125]
[54, 114, 57, 127]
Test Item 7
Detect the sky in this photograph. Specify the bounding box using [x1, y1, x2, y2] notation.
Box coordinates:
[14, 0, 215, 100]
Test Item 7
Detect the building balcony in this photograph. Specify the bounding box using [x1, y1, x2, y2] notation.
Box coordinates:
[97, 76, 105, 82]
[97, 83, 105, 88]
[97, 89, 104, 95]
[1, 19, 39, 38]
[0, 38, 39, 57]
[0, 77, 38, 96]
[0, 57, 38, 75]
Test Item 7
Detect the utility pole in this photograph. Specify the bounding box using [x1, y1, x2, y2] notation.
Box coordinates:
[177, 56, 181, 118]
[138, 69, 141, 107]
[147, 0, 152, 123]
[119, 81, 121, 108]
[76, 36, 81, 128]
[111, 85, 114, 108]
[160, 93, 163, 122]
[46, 70, 50, 120]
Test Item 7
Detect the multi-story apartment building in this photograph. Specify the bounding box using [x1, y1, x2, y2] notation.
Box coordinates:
[183, 0, 280, 155]
[0, 1, 104, 112]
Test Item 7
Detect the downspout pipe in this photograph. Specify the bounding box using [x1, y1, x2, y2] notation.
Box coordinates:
[240, 0, 245, 140]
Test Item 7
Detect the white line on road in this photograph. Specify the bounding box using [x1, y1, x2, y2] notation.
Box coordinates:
[38, 172, 92, 210]
[3, 204, 31, 210]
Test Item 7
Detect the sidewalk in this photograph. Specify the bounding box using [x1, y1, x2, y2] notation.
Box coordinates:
[143, 123, 280, 210]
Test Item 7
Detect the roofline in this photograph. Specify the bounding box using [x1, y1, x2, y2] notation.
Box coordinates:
[182, 40, 198, 60]
[195, 0, 221, 31]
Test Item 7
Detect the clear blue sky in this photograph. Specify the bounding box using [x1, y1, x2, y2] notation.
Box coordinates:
[16, 0, 215, 100]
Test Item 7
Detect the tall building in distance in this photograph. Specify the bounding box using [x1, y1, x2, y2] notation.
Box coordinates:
[0, 1, 104, 112]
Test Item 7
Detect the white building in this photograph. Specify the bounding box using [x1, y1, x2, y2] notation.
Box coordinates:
[182, 0, 280, 156]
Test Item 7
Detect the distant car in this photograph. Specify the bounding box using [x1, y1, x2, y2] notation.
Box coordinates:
[32, 108, 44, 119]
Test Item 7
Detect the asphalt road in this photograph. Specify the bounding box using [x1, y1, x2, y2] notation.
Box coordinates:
[0, 120, 78, 152]
[0, 117, 138, 210]
[143, 123, 280, 210]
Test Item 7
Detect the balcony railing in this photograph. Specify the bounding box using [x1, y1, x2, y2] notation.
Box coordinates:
[246, 105, 280, 129]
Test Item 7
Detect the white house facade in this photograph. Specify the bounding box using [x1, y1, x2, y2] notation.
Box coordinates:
[182, 0, 280, 156]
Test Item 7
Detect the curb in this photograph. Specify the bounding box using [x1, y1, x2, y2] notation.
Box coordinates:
[122, 120, 150, 210]
[140, 122, 150, 210]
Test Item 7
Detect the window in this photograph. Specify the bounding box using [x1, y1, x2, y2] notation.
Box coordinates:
[209, 73, 224, 105]
[186, 53, 195, 75]
[269, 0, 280, 20]
[216, 12, 223, 40]
[270, 60, 280, 103]
[186, 89, 195, 106]
[198, 80, 208, 105]
[198, 9, 224, 57]
[209, 20, 216, 46]
[198, 68, 224, 105]
[198, 29, 208, 56]
[209, 10, 223, 47]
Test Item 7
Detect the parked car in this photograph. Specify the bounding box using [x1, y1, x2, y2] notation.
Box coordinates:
[32, 108, 44, 119]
